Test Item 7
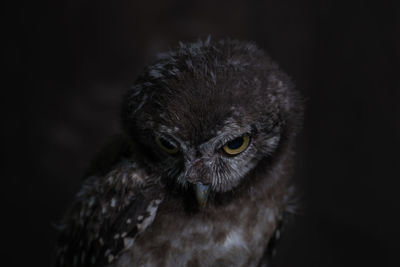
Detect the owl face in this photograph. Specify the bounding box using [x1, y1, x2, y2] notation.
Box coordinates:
[122, 40, 300, 201]
[147, 110, 281, 194]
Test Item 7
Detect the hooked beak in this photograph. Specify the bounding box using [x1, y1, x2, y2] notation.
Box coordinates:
[194, 183, 210, 207]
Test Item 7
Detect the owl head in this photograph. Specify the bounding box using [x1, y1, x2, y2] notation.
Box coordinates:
[122, 39, 302, 206]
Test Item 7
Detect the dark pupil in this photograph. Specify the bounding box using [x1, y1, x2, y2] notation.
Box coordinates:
[227, 137, 244, 149]
[160, 138, 176, 150]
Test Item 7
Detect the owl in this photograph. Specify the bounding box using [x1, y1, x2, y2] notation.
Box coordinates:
[55, 38, 303, 267]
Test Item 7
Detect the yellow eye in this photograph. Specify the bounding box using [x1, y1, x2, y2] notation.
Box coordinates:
[155, 136, 179, 154]
[222, 135, 250, 155]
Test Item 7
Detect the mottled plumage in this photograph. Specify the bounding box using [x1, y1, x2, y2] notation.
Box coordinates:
[55, 38, 303, 267]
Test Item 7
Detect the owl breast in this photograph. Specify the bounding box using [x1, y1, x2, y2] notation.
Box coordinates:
[110, 176, 286, 267]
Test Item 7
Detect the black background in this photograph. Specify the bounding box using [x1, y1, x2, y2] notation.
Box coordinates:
[3, 1, 400, 266]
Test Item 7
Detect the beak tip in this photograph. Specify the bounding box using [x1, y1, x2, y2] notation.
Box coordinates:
[194, 183, 211, 207]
